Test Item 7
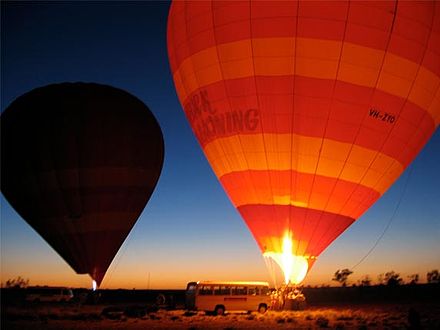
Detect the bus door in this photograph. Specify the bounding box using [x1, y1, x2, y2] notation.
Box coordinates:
[185, 282, 197, 310]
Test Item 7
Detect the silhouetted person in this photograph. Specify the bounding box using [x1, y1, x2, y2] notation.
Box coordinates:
[408, 307, 421, 329]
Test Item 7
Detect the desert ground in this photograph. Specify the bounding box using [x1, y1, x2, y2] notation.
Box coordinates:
[2, 302, 439, 329]
[2, 285, 440, 329]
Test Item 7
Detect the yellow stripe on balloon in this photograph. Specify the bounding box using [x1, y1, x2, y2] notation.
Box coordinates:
[172, 37, 440, 125]
[203, 133, 404, 196]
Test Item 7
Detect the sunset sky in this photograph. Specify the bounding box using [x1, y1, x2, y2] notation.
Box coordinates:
[1, 1, 439, 290]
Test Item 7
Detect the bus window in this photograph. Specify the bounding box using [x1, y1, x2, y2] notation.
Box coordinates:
[248, 286, 260, 295]
[232, 286, 247, 295]
[261, 286, 269, 295]
[214, 285, 230, 295]
[199, 285, 213, 295]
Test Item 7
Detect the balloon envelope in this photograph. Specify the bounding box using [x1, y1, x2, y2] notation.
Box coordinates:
[167, 0, 439, 284]
[1, 83, 164, 286]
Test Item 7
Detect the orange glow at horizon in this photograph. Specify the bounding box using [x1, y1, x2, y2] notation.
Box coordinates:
[2, 244, 439, 290]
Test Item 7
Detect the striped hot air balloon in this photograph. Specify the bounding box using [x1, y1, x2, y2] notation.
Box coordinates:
[167, 1, 439, 284]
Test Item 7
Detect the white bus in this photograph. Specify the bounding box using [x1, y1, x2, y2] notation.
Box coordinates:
[185, 281, 271, 315]
[25, 286, 74, 303]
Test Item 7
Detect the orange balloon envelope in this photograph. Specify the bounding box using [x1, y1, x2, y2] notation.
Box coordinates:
[168, 0, 440, 284]
[1, 83, 164, 286]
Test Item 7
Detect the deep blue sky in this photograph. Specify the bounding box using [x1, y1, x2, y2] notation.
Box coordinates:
[1, 1, 439, 289]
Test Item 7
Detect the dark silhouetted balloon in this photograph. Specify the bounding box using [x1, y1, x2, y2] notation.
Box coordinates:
[1, 83, 164, 286]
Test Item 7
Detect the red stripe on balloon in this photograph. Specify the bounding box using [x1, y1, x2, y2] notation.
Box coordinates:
[238, 204, 355, 258]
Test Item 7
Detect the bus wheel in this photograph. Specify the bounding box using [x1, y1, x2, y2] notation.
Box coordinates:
[258, 304, 267, 314]
[156, 293, 166, 306]
[214, 305, 225, 316]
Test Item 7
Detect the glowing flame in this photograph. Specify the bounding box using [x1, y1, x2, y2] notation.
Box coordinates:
[263, 232, 309, 285]
[281, 233, 294, 283]
[92, 280, 97, 291]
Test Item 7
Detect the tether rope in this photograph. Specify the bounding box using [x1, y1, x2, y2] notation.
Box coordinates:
[351, 164, 414, 270]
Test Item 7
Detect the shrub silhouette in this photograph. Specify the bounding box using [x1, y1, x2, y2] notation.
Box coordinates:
[332, 269, 353, 287]
[5, 276, 29, 289]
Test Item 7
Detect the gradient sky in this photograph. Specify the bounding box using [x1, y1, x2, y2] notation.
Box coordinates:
[1, 1, 439, 290]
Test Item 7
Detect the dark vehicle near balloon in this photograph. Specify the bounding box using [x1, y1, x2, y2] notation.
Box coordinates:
[25, 286, 74, 303]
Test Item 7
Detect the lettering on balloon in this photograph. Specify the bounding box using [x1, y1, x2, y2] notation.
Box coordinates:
[369, 107, 396, 124]
[185, 90, 260, 144]
[186, 90, 216, 120]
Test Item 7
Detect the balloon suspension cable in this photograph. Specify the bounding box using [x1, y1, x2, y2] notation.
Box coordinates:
[351, 164, 414, 270]
[263, 255, 278, 289]
[101, 229, 137, 287]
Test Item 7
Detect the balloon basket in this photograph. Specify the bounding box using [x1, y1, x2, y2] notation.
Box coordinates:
[270, 284, 307, 311]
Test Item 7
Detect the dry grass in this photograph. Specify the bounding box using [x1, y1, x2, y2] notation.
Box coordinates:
[2, 302, 439, 329]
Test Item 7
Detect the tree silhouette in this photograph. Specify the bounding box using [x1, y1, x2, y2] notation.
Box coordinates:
[427, 270, 439, 284]
[384, 271, 402, 286]
[407, 274, 419, 285]
[332, 269, 353, 287]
